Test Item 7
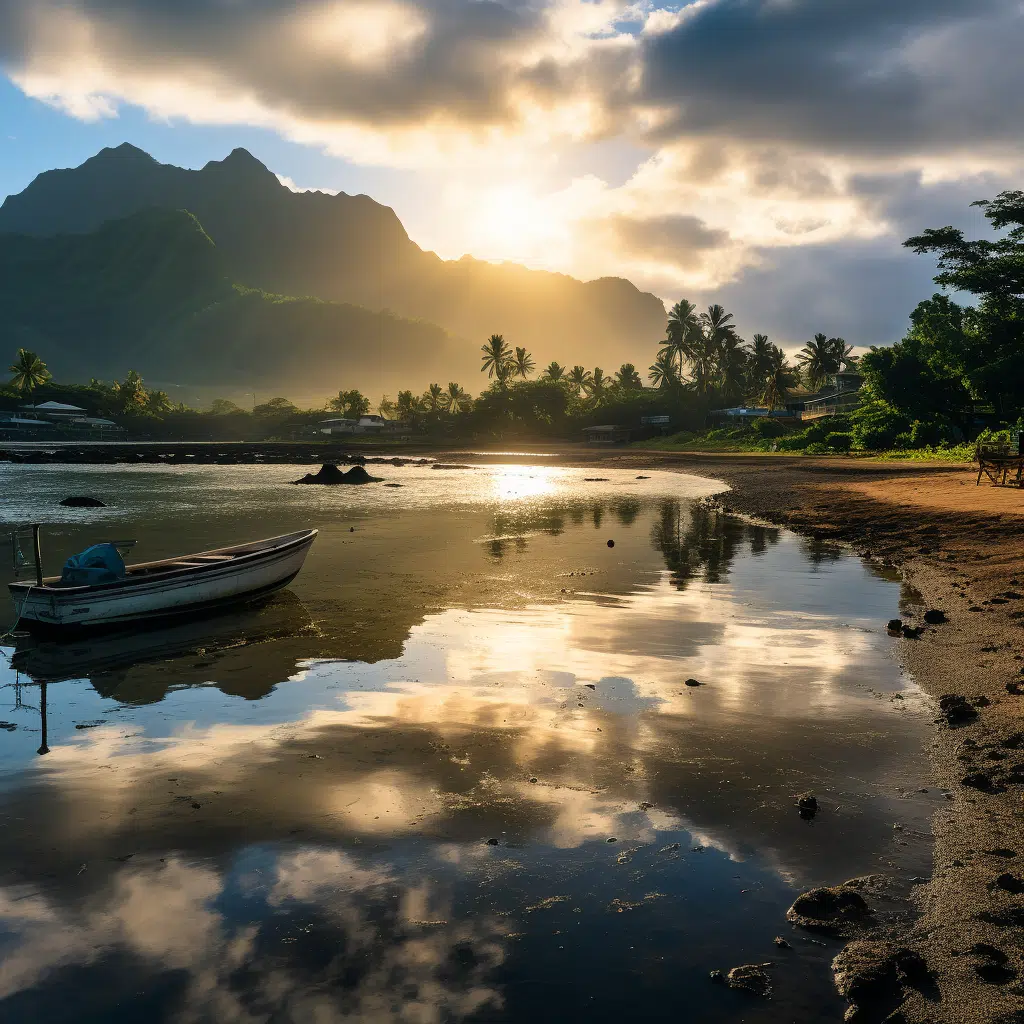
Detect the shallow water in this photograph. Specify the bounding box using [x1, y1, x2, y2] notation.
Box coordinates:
[0, 462, 937, 1022]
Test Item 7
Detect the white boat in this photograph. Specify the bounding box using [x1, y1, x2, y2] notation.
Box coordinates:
[8, 530, 317, 634]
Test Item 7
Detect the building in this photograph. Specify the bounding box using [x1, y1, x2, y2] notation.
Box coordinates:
[0, 402, 123, 439]
[708, 406, 798, 425]
[582, 424, 636, 444]
[796, 371, 864, 420]
[319, 414, 403, 436]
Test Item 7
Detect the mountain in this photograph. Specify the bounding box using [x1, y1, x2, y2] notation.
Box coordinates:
[0, 208, 466, 395]
[0, 144, 666, 370]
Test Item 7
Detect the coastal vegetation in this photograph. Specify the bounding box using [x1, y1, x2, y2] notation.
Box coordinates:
[4, 191, 1023, 458]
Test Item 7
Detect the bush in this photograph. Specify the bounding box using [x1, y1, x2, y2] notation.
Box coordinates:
[803, 442, 831, 455]
[850, 398, 912, 450]
[825, 432, 853, 452]
[751, 417, 787, 438]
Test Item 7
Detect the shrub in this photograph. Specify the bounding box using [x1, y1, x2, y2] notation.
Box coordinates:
[751, 417, 787, 438]
[825, 432, 853, 452]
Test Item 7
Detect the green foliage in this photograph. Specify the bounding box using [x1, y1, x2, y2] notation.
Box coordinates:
[328, 389, 370, 418]
[751, 417, 787, 438]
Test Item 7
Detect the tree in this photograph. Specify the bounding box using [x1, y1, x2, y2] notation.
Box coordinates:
[328, 389, 370, 418]
[648, 351, 680, 389]
[145, 390, 171, 414]
[716, 334, 748, 403]
[615, 363, 643, 390]
[586, 367, 611, 404]
[396, 390, 421, 419]
[442, 382, 472, 414]
[423, 383, 444, 413]
[210, 398, 243, 414]
[112, 370, 148, 412]
[745, 334, 773, 393]
[512, 346, 535, 379]
[567, 365, 593, 396]
[798, 333, 836, 389]
[378, 394, 396, 418]
[481, 334, 513, 382]
[665, 299, 700, 377]
[761, 346, 794, 410]
[542, 361, 565, 381]
[254, 397, 298, 418]
[8, 348, 52, 393]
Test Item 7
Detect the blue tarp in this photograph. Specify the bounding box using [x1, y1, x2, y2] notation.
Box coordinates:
[60, 543, 126, 586]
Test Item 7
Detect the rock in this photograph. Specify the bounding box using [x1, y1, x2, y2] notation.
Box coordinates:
[992, 873, 1024, 894]
[607, 539, 615, 548]
[432, 464, 471, 470]
[923, 609, 946, 624]
[787, 884, 871, 933]
[1006, 681, 1024, 695]
[774, 936, 791, 948]
[969, 943, 1017, 985]
[725, 963, 772, 996]
[60, 495, 106, 507]
[584, 477, 609, 481]
[294, 464, 380, 485]
[833, 942, 931, 1021]
[962, 771, 1000, 792]
[636, 475, 650, 479]
[684, 678, 703, 687]
[383, 483, 403, 488]
[797, 793, 818, 819]
[901, 625, 923, 639]
[938, 693, 977, 725]
[708, 970, 723, 983]
[886, 618, 903, 633]
[486, 838, 499, 845]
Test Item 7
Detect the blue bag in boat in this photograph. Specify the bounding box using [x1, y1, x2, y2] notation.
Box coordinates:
[60, 543, 126, 585]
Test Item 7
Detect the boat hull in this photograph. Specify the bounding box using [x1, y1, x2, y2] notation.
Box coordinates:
[9, 530, 316, 634]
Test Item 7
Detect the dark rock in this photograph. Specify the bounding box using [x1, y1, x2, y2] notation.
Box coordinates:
[938, 694, 977, 726]
[725, 963, 772, 996]
[684, 678, 703, 687]
[636, 475, 650, 479]
[583, 477, 609, 481]
[1006, 681, 1024, 695]
[787, 884, 871, 932]
[797, 793, 819, 819]
[383, 483, 403, 488]
[606, 539, 615, 548]
[832, 941, 930, 1021]
[60, 495, 106, 507]
[970, 944, 1017, 984]
[923, 609, 946, 624]
[708, 970, 723, 983]
[980, 906, 1024, 927]
[887, 619, 903, 633]
[1002, 732, 1024, 749]
[433, 464, 472, 470]
[294, 464, 380, 485]
[973, 695, 991, 707]
[962, 771, 1001, 792]
[985, 848, 1018, 858]
[773, 936, 791, 948]
[901, 625, 923, 639]
[486, 838, 499, 846]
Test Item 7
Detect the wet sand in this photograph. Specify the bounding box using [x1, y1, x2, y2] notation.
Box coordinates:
[569, 452, 1024, 1023]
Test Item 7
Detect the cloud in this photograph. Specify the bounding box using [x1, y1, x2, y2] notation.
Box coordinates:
[1, 0, 1023, 340]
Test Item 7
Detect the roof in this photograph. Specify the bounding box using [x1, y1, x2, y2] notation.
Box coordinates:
[23, 401, 87, 412]
[583, 424, 630, 432]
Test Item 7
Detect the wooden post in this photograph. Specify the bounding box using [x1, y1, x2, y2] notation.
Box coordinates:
[37, 681, 49, 756]
[31, 525, 43, 585]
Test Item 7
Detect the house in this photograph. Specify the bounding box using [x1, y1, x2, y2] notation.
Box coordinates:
[583, 424, 635, 444]
[797, 371, 864, 420]
[319, 414, 402, 436]
[708, 405, 798, 424]
[1, 401, 123, 439]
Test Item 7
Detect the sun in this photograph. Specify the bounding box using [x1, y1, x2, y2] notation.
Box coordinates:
[467, 184, 563, 264]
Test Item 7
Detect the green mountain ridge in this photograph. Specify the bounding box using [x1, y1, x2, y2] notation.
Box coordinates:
[0, 144, 667, 375]
[0, 208, 465, 393]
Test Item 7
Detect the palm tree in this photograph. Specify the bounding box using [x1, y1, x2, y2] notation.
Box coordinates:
[112, 370, 147, 411]
[567, 365, 593, 397]
[8, 348, 51, 393]
[829, 337, 858, 370]
[648, 351, 680, 389]
[586, 367, 611, 404]
[512, 346, 535, 379]
[423, 383, 444, 412]
[396, 390, 420, 419]
[716, 334, 748, 403]
[481, 334, 512, 381]
[761, 345, 794, 410]
[615, 363, 643, 390]
[378, 394, 396, 418]
[542, 361, 565, 381]
[442, 382, 471, 414]
[798, 333, 836, 389]
[665, 300, 700, 376]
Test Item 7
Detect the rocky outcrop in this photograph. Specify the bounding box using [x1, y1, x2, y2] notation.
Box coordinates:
[294, 464, 380, 485]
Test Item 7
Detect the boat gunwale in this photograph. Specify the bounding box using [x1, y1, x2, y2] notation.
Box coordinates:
[7, 529, 317, 596]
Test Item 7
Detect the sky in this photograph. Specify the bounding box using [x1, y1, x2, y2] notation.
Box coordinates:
[1, 0, 1021, 350]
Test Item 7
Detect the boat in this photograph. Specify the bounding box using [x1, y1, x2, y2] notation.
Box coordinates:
[8, 529, 317, 635]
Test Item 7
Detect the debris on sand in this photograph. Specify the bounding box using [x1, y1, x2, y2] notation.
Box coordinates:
[294, 464, 381, 485]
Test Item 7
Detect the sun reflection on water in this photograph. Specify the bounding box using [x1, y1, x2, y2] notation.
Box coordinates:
[491, 466, 560, 502]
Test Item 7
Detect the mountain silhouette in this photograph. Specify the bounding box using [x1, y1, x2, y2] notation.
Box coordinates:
[0, 207, 463, 391]
[0, 144, 667, 375]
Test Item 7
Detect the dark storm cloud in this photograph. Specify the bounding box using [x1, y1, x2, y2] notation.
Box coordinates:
[640, 0, 1023, 153]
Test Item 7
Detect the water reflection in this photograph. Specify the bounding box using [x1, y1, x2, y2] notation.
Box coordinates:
[0, 467, 936, 1024]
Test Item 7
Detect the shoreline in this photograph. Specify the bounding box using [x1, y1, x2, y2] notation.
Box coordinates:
[568, 452, 1022, 1023]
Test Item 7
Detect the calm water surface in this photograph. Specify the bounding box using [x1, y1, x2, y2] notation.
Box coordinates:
[0, 463, 937, 1023]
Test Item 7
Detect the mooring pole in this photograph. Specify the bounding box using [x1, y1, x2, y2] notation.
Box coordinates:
[37, 681, 49, 756]
[31, 524, 43, 585]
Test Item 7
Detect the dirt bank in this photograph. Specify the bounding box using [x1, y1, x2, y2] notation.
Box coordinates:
[569, 452, 1023, 1023]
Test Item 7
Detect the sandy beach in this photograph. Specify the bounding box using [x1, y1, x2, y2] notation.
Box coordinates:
[567, 452, 1024, 1023]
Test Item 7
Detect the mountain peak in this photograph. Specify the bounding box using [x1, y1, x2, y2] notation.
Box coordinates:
[203, 148, 276, 181]
[92, 142, 156, 164]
